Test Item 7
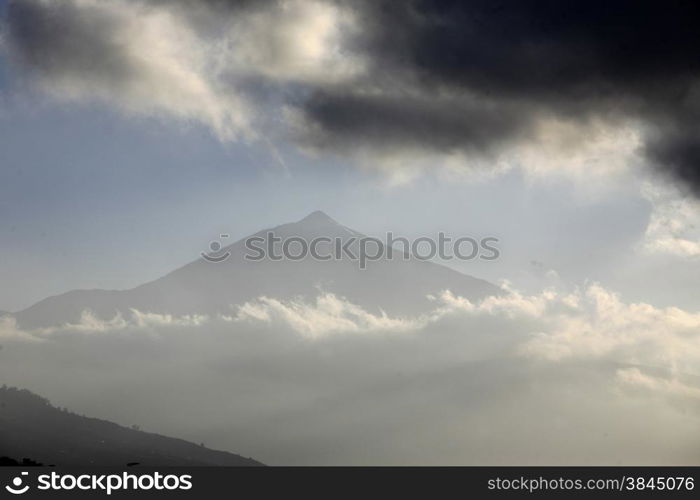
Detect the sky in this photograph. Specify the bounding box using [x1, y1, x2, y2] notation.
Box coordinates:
[0, 0, 699, 466]
[0, 0, 697, 313]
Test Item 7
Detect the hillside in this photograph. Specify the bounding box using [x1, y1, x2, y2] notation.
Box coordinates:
[0, 386, 261, 466]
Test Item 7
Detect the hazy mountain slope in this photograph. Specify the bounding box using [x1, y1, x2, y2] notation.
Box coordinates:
[14, 211, 502, 329]
[0, 386, 261, 466]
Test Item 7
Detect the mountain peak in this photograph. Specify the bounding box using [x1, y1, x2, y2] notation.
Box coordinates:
[298, 210, 338, 225]
[14, 211, 502, 329]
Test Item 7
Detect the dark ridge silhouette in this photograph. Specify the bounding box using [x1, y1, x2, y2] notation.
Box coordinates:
[0, 456, 44, 466]
[0, 386, 262, 466]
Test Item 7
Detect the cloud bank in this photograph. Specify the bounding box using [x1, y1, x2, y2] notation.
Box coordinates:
[2, 0, 700, 193]
[5, 284, 699, 379]
[2, 284, 699, 464]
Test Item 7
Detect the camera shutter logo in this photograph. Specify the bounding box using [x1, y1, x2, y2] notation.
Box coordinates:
[5, 472, 30, 495]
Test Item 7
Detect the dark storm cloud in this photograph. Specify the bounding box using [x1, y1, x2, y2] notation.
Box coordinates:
[646, 127, 700, 195]
[294, 0, 700, 194]
[296, 90, 533, 155]
[4, 0, 134, 82]
[2, 0, 700, 193]
[355, 0, 700, 94]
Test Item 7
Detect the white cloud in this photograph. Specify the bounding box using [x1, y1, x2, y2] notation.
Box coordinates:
[519, 284, 700, 377]
[640, 182, 700, 258]
[616, 368, 700, 403]
[0, 316, 40, 342]
[5, 0, 254, 141]
[0, 309, 210, 340]
[2, 0, 366, 143]
[516, 117, 644, 187]
[221, 0, 365, 85]
[224, 284, 700, 388]
[231, 284, 700, 383]
[233, 293, 417, 338]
